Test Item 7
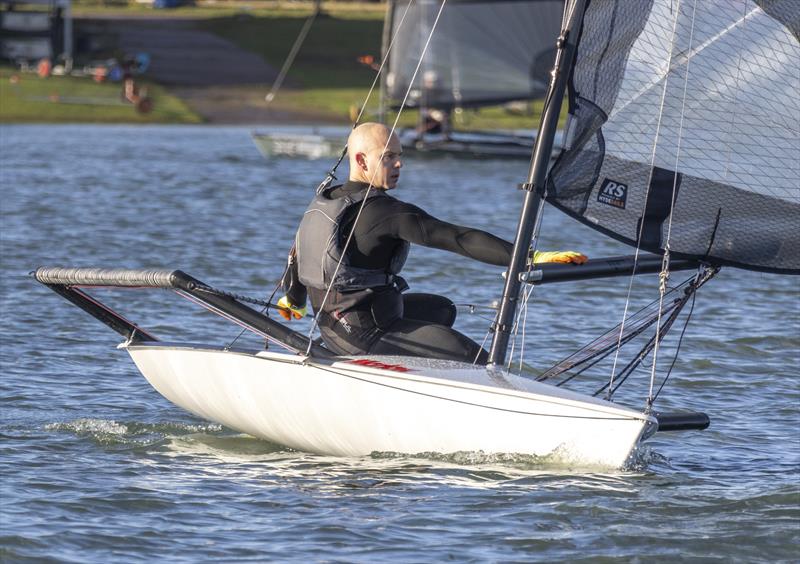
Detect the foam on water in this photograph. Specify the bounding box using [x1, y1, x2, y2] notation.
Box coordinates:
[45, 418, 224, 447]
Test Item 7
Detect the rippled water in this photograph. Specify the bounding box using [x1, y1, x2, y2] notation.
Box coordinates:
[1, 125, 798, 562]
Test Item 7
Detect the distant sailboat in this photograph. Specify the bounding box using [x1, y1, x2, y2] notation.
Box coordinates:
[252, 0, 565, 159]
[382, 0, 564, 157]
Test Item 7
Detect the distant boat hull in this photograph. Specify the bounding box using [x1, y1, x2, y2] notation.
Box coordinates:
[127, 343, 655, 468]
[251, 128, 546, 160]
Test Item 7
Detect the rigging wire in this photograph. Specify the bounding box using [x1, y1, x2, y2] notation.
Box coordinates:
[502, 0, 587, 373]
[606, 0, 687, 401]
[315, 0, 418, 192]
[265, 0, 322, 104]
[646, 0, 699, 407]
[537, 275, 693, 384]
[221, 1, 419, 353]
[650, 272, 704, 402]
[305, 0, 450, 354]
[506, 146, 552, 373]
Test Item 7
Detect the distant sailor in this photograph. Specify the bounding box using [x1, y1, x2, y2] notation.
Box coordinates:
[278, 122, 587, 363]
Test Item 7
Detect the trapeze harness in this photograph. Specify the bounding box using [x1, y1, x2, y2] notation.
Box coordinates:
[288, 181, 514, 363]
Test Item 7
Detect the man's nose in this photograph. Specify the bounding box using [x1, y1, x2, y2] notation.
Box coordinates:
[394, 158, 402, 168]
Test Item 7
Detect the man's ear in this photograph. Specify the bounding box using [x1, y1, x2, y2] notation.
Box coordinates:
[356, 152, 368, 170]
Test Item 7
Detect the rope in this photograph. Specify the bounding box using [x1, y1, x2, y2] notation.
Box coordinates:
[265, 0, 321, 104]
[649, 278, 698, 404]
[537, 276, 693, 384]
[649, 265, 719, 403]
[647, 0, 699, 407]
[305, 0, 450, 354]
[498, 263, 717, 398]
[314, 0, 417, 191]
[606, 0, 687, 400]
[238, 1, 418, 352]
[193, 284, 280, 310]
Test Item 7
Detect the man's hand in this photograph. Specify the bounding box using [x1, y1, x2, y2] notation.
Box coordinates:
[531, 250, 588, 265]
[277, 295, 307, 320]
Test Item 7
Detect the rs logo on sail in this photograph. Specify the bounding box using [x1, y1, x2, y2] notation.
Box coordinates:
[597, 179, 628, 209]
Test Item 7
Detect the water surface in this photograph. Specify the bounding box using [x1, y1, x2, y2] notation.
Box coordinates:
[1, 125, 798, 562]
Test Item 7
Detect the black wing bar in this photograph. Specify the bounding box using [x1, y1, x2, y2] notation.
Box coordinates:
[32, 267, 335, 359]
[521, 254, 701, 285]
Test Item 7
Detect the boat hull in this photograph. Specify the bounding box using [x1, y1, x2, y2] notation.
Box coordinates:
[251, 129, 541, 160]
[127, 344, 655, 468]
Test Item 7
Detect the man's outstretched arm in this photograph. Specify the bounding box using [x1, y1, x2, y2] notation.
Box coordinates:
[387, 202, 586, 266]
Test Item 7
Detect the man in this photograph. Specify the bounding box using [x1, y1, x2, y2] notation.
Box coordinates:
[278, 122, 586, 364]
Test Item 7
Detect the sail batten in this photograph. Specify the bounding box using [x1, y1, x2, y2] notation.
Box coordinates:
[548, 0, 799, 273]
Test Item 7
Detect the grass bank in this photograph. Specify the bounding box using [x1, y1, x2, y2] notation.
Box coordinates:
[3, 1, 550, 128]
[200, 6, 546, 129]
[0, 66, 202, 124]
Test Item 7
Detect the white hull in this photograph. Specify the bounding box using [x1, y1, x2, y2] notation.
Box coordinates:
[251, 130, 544, 160]
[126, 344, 656, 468]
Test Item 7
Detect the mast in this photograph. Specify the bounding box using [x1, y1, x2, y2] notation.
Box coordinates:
[378, 0, 395, 124]
[488, 0, 587, 367]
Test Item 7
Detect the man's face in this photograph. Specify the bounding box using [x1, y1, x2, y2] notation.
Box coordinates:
[362, 134, 403, 190]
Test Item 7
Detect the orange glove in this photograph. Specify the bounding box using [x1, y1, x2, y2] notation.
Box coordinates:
[277, 295, 307, 320]
[531, 250, 588, 265]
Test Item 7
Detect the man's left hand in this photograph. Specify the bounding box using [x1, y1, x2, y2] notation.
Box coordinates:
[277, 295, 307, 320]
[531, 250, 588, 265]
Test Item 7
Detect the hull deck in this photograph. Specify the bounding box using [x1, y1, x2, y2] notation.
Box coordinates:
[127, 342, 655, 468]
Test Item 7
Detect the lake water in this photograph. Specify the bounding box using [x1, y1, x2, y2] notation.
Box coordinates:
[1, 125, 798, 562]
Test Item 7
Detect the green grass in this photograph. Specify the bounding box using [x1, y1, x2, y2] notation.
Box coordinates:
[2, 1, 557, 128]
[0, 66, 202, 124]
[70, 1, 388, 19]
[202, 8, 549, 129]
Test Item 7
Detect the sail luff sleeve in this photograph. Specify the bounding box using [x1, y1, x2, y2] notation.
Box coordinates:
[547, 0, 800, 274]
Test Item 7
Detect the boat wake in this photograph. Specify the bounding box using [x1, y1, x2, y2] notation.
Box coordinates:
[45, 418, 224, 448]
[370, 448, 640, 473]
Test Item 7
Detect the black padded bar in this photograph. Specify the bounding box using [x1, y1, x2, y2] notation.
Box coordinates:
[34, 267, 180, 288]
[169, 271, 335, 359]
[33, 266, 335, 359]
[656, 411, 711, 432]
[521, 255, 701, 284]
[42, 284, 158, 343]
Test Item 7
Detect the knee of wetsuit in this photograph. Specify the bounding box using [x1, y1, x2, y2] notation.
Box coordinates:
[370, 289, 404, 329]
[427, 295, 457, 327]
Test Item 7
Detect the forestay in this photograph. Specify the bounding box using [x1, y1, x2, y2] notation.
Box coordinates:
[547, 0, 799, 273]
[385, 0, 565, 109]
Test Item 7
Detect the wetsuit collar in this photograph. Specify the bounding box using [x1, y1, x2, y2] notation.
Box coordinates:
[328, 181, 371, 200]
[341, 180, 386, 195]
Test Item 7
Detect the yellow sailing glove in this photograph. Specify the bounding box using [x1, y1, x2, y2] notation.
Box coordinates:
[531, 250, 588, 265]
[277, 295, 307, 320]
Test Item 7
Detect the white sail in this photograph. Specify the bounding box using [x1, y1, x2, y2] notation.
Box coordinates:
[548, 0, 800, 273]
[386, 0, 564, 108]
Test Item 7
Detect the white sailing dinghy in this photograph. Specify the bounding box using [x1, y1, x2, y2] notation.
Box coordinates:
[36, 0, 798, 468]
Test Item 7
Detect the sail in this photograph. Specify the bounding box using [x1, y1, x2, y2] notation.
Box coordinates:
[385, 0, 565, 109]
[547, 0, 799, 273]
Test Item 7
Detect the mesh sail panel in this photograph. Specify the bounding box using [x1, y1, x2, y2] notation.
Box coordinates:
[386, 0, 564, 108]
[548, 0, 799, 273]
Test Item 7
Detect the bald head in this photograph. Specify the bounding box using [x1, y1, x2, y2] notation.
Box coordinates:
[348, 122, 403, 190]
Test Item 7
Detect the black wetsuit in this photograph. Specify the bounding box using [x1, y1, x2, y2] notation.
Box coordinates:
[285, 181, 513, 363]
